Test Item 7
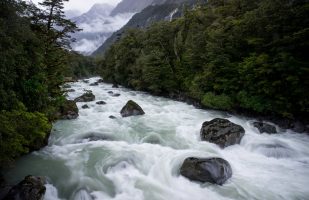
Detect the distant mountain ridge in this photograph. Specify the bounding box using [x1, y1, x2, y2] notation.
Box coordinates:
[92, 0, 206, 56]
[110, 0, 154, 16]
[70, 3, 133, 55]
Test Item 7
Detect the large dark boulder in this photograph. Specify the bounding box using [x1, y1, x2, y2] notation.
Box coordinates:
[120, 100, 145, 117]
[74, 92, 95, 102]
[3, 175, 46, 200]
[200, 118, 245, 148]
[180, 157, 232, 185]
[58, 100, 79, 120]
[253, 122, 277, 134]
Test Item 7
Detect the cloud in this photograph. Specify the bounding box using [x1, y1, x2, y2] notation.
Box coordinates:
[77, 13, 134, 33]
[71, 13, 134, 54]
[30, 0, 122, 13]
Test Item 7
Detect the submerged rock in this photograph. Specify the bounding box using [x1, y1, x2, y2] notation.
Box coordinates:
[111, 93, 121, 97]
[82, 104, 89, 109]
[253, 122, 277, 134]
[109, 115, 116, 119]
[3, 175, 46, 200]
[96, 101, 106, 105]
[81, 132, 113, 142]
[62, 84, 71, 89]
[112, 83, 119, 88]
[65, 89, 75, 93]
[107, 91, 113, 94]
[74, 92, 95, 102]
[120, 100, 145, 117]
[58, 100, 79, 119]
[90, 82, 99, 86]
[82, 80, 89, 83]
[180, 157, 232, 185]
[200, 118, 245, 148]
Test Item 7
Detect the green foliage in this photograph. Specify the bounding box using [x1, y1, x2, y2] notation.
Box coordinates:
[99, 0, 309, 119]
[202, 92, 234, 111]
[0, 0, 81, 168]
[65, 52, 97, 78]
[0, 104, 51, 166]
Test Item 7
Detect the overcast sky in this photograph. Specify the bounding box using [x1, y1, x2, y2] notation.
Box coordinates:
[31, 0, 122, 13]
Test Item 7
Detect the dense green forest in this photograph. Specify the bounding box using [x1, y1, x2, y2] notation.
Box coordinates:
[99, 0, 309, 119]
[0, 0, 95, 167]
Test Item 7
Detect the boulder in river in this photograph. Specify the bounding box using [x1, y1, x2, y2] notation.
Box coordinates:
[3, 175, 46, 200]
[97, 79, 104, 83]
[109, 115, 116, 119]
[90, 82, 99, 86]
[120, 100, 145, 117]
[96, 101, 106, 105]
[74, 92, 95, 102]
[253, 122, 277, 134]
[107, 91, 113, 94]
[58, 100, 79, 119]
[180, 157, 232, 185]
[111, 93, 121, 97]
[82, 104, 89, 109]
[200, 118, 245, 148]
[112, 83, 119, 88]
[62, 84, 71, 89]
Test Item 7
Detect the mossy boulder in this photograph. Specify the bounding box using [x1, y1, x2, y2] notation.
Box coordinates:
[200, 118, 245, 148]
[3, 175, 46, 200]
[59, 100, 79, 119]
[120, 100, 145, 117]
[180, 157, 232, 185]
[74, 92, 95, 102]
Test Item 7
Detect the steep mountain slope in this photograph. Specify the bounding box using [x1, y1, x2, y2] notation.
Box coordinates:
[93, 0, 205, 56]
[71, 3, 133, 55]
[110, 0, 154, 16]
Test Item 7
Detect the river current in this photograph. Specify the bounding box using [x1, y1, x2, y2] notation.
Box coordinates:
[4, 77, 309, 200]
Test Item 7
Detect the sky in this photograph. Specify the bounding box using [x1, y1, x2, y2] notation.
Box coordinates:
[31, 0, 122, 13]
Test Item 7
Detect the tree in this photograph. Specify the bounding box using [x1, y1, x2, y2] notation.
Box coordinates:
[36, 0, 80, 96]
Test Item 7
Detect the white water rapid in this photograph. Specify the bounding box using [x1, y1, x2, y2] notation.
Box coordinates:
[4, 77, 309, 200]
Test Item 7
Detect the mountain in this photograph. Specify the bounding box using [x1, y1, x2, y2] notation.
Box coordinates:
[110, 0, 154, 16]
[70, 3, 134, 55]
[92, 0, 205, 56]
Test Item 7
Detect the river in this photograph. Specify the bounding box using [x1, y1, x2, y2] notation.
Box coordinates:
[4, 77, 309, 200]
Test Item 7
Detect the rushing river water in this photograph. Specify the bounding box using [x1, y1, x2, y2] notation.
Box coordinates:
[4, 77, 309, 200]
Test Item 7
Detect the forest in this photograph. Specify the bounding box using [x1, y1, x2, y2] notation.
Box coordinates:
[98, 0, 309, 120]
[0, 0, 96, 167]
